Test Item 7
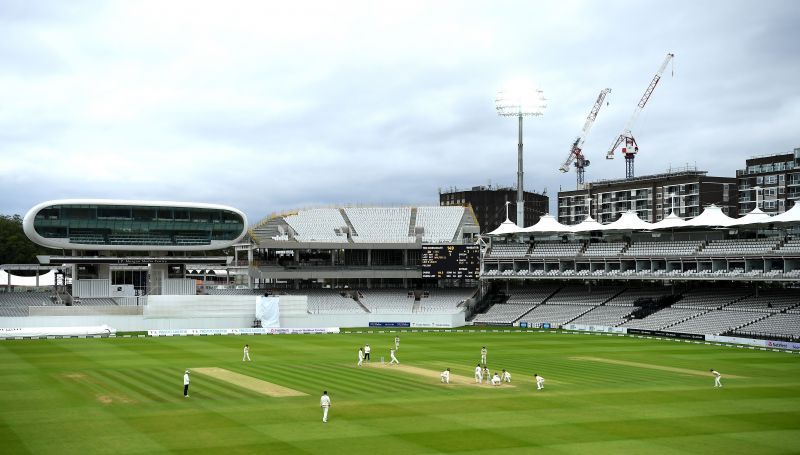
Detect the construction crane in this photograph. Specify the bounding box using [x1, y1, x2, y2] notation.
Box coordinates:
[606, 52, 674, 178]
[559, 88, 612, 188]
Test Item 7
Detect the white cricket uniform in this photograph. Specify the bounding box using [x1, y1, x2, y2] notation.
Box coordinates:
[243, 346, 251, 361]
[503, 371, 511, 383]
[474, 366, 483, 383]
[395, 337, 400, 350]
[483, 368, 490, 383]
[320, 394, 331, 422]
[480, 349, 487, 365]
[441, 370, 450, 384]
[712, 370, 722, 387]
[364, 345, 371, 361]
[389, 349, 399, 364]
[183, 373, 190, 397]
[358, 349, 364, 366]
[491, 374, 501, 386]
[536, 376, 545, 390]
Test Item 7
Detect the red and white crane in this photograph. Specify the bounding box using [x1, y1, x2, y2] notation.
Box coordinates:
[606, 52, 674, 179]
[559, 88, 612, 187]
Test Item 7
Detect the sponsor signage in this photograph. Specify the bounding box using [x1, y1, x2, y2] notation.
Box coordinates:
[369, 322, 411, 328]
[519, 322, 528, 329]
[410, 322, 454, 328]
[147, 327, 339, 337]
[706, 335, 800, 350]
[564, 324, 627, 334]
[627, 328, 704, 340]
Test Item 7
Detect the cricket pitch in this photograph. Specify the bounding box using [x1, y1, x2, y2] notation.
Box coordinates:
[365, 363, 515, 388]
[192, 367, 307, 397]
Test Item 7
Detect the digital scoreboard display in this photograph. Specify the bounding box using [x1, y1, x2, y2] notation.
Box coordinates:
[421, 245, 480, 279]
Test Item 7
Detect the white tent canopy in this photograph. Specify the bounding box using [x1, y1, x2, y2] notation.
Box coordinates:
[570, 215, 609, 233]
[602, 210, 654, 231]
[487, 217, 524, 236]
[729, 207, 772, 227]
[523, 214, 571, 234]
[770, 203, 800, 224]
[683, 204, 737, 227]
[650, 211, 688, 230]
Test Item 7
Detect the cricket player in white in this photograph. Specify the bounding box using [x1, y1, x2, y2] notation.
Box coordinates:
[482, 366, 490, 384]
[535, 374, 545, 390]
[441, 368, 450, 384]
[183, 370, 190, 397]
[711, 369, 722, 387]
[358, 347, 364, 367]
[243, 344, 251, 361]
[395, 336, 400, 351]
[320, 391, 331, 423]
[389, 348, 399, 364]
[480, 346, 487, 365]
[491, 372, 501, 386]
[364, 344, 371, 362]
[474, 364, 483, 383]
[502, 369, 511, 383]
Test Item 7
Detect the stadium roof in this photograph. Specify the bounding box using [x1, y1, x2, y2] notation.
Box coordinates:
[683, 204, 737, 228]
[650, 211, 688, 230]
[522, 215, 571, 234]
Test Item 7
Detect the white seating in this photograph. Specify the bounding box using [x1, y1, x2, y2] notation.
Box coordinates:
[528, 242, 583, 257]
[736, 313, 800, 338]
[698, 239, 779, 256]
[624, 241, 703, 256]
[415, 207, 464, 243]
[583, 242, 626, 256]
[487, 243, 530, 258]
[346, 207, 414, 243]
[620, 308, 707, 330]
[668, 310, 766, 335]
[570, 306, 639, 326]
[284, 209, 349, 242]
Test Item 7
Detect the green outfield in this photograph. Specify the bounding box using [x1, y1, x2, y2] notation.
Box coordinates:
[1, 330, 799, 454]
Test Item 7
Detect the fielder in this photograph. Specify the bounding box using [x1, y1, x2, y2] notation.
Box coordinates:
[320, 391, 331, 423]
[394, 336, 400, 351]
[389, 348, 399, 364]
[364, 344, 371, 362]
[480, 346, 487, 365]
[482, 366, 490, 384]
[491, 372, 501, 386]
[474, 364, 483, 383]
[535, 374, 545, 390]
[183, 370, 190, 398]
[358, 347, 364, 367]
[711, 369, 722, 387]
[441, 368, 450, 384]
[502, 369, 511, 383]
[243, 344, 251, 361]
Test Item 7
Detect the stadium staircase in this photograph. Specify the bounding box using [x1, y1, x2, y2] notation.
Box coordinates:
[338, 209, 358, 237]
[510, 287, 562, 324]
[467, 289, 505, 321]
[411, 298, 422, 313]
[352, 293, 372, 313]
[408, 208, 417, 237]
[628, 293, 683, 321]
[561, 287, 627, 325]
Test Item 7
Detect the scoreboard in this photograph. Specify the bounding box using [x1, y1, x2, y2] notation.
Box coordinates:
[421, 244, 480, 279]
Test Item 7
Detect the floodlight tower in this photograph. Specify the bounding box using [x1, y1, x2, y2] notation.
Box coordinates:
[496, 82, 547, 226]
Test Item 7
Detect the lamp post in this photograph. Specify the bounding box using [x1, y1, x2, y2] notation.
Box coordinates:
[496, 82, 547, 227]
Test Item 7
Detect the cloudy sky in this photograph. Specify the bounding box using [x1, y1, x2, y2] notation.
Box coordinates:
[1, 0, 798, 224]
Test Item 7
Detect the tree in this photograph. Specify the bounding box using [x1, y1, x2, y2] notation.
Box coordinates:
[0, 214, 56, 265]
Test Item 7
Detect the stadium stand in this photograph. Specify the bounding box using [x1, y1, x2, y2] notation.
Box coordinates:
[697, 238, 780, 256]
[667, 310, 767, 335]
[777, 239, 800, 253]
[545, 286, 622, 306]
[723, 289, 800, 313]
[528, 242, 584, 257]
[301, 290, 365, 314]
[517, 304, 595, 327]
[620, 308, 708, 330]
[358, 290, 415, 313]
[583, 242, 626, 257]
[569, 305, 639, 326]
[672, 289, 752, 310]
[346, 207, 414, 243]
[605, 288, 670, 306]
[486, 243, 530, 258]
[283, 208, 349, 243]
[735, 313, 800, 339]
[416, 288, 475, 313]
[623, 241, 703, 256]
[0, 292, 55, 317]
[415, 206, 464, 243]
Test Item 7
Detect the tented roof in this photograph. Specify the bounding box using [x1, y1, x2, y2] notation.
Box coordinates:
[650, 211, 687, 230]
[729, 207, 772, 227]
[602, 210, 654, 231]
[487, 218, 523, 236]
[683, 204, 737, 227]
[570, 215, 609, 233]
[770, 203, 800, 224]
[522, 214, 571, 234]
